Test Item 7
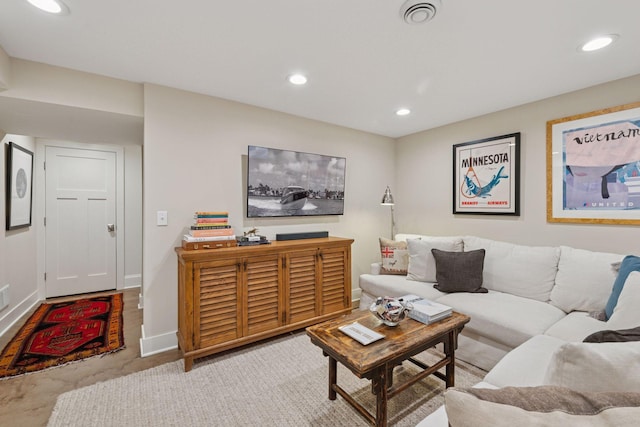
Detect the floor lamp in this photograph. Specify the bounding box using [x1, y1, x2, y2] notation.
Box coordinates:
[381, 186, 395, 239]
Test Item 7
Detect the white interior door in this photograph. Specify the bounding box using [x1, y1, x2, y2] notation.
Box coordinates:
[45, 146, 117, 298]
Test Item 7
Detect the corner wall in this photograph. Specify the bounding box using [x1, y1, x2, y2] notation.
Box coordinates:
[141, 84, 395, 353]
[0, 134, 39, 336]
[395, 74, 640, 254]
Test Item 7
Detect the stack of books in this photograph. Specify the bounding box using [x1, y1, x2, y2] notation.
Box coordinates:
[182, 211, 236, 250]
[399, 294, 452, 325]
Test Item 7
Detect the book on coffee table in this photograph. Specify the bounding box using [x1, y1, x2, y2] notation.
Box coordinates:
[400, 294, 452, 325]
[338, 322, 384, 345]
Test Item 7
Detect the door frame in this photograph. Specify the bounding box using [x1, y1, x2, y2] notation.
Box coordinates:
[35, 139, 125, 300]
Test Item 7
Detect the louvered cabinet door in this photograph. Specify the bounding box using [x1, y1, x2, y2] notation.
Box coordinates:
[244, 254, 282, 335]
[194, 259, 242, 348]
[319, 246, 351, 314]
[285, 249, 319, 324]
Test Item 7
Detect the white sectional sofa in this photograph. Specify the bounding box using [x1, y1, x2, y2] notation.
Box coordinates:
[358, 234, 640, 426]
[359, 234, 638, 371]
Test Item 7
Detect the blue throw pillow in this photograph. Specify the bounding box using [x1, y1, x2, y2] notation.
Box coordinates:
[604, 255, 640, 320]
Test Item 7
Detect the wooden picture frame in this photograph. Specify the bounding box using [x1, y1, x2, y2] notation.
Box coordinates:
[453, 132, 520, 215]
[6, 142, 34, 230]
[546, 102, 640, 225]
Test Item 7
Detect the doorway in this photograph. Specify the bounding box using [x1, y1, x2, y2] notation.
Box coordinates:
[39, 141, 125, 298]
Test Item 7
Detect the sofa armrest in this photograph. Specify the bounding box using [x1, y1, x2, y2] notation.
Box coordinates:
[370, 262, 381, 275]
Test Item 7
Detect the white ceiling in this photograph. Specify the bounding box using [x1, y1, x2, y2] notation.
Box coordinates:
[0, 0, 639, 138]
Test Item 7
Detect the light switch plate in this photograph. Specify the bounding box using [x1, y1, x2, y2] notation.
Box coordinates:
[157, 210, 168, 226]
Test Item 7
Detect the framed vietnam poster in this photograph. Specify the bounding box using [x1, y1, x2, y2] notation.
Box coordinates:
[453, 132, 520, 215]
[547, 102, 640, 225]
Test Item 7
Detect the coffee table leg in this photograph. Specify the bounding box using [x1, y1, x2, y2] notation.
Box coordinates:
[445, 330, 455, 388]
[329, 356, 337, 400]
[373, 367, 388, 427]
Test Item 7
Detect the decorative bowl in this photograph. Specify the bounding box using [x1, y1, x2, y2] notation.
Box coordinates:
[370, 296, 410, 326]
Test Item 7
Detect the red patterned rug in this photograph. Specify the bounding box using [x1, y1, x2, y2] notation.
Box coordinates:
[0, 293, 124, 379]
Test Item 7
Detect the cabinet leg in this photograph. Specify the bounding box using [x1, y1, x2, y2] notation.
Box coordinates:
[184, 357, 193, 372]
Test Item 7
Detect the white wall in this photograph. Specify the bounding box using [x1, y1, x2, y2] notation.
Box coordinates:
[124, 145, 143, 288]
[395, 74, 640, 255]
[141, 83, 396, 351]
[0, 134, 39, 336]
[3, 59, 142, 117]
[0, 46, 10, 90]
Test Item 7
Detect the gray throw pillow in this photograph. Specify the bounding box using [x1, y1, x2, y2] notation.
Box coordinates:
[432, 248, 487, 293]
[584, 326, 640, 343]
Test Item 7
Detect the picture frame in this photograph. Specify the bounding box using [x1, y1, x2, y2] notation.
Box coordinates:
[246, 145, 346, 218]
[453, 132, 520, 215]
[6, 142, 34, 230]
[546, 102, 640, 225]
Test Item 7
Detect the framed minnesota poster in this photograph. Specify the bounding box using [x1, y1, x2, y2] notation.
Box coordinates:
[453, 133, 520, 215]
[547, 102, 640, 225]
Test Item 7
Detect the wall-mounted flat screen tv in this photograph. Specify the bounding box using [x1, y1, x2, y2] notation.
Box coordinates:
[247, 145, 346, 218]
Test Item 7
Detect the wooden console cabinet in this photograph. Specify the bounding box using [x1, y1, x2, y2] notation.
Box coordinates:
[176, 236, 353, 371]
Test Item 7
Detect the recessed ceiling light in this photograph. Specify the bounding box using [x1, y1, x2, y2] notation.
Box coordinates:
[288, 74, 308, 85]
[26, 0, 69, 14]
[396, 108, 411, 116]
[580, 35, 618, 52]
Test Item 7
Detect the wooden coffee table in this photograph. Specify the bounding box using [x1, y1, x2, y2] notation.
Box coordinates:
[306, 310, 470, 427]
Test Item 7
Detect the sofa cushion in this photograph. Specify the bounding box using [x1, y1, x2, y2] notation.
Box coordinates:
[484, 334, 566, 388]
[436, 291, 566, 349]
[605, 255, 640, 320]
[415, 381, 497, 427]
[544, 311, 607, 342]
[544, 341, 640, 392]
[406, 236, 464, 282]
[432, 249, 487, 293]
[358, 273, 445, 302]
[550, 246, 623, 313]
[445, 386, 640, 427]
[462, 236, 560, 302]
[378, 237, 409, 275]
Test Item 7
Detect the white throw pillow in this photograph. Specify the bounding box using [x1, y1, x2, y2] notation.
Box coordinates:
[406, 236, 463, 282]
[607, 271, 640, 330]
[543, 341, 640, 392]
[463, 236, 560, 302]
[550, 246, 623, 313]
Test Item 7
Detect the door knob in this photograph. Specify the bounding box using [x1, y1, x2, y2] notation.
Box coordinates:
[107, 224, 115, 232]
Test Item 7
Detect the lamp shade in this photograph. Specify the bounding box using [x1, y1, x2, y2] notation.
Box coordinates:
[381, 186, 394, 205]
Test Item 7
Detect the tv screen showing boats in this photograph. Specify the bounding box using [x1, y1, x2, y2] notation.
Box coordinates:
[247, 145, 346, 217]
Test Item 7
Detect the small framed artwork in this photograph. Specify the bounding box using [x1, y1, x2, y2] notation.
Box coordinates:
[547, 102, 640, 225]
[453, 132, 520, 215]
[6, 142, 34, 230]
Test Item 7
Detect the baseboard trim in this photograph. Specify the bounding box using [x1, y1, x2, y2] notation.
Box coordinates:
[139, 325, 178, 357]
[351, 288, 362, 307]
[0, 291, 40, 338]
[124, 274, 142, 289]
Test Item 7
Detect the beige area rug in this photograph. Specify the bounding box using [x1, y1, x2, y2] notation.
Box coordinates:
[47, 332, 485, 426]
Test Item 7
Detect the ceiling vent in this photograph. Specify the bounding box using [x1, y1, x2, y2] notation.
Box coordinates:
[400, 0, 441, 25]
